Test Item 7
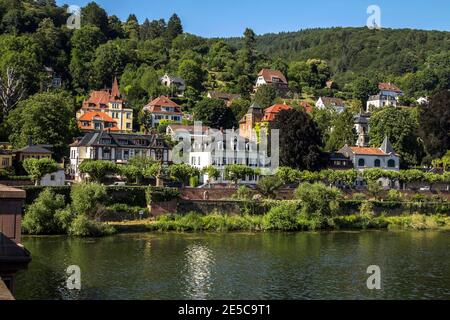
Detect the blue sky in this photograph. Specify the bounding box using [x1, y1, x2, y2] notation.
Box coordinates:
[56, 0, 450, 37]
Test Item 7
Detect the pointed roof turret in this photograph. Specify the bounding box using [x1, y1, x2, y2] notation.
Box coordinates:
[248, 102, 263, 114]
[380, 136, 395, 154]
[111, 77, 120, 98]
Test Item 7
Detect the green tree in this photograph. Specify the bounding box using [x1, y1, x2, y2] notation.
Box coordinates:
[78, 160, 118, 183]
[201, 165, 220, 183]
[22, 158, 58, 185]
[254, 85, 276, 108]
[257, 175, 283, 199]
[69, 25, 106, 91]
[143, 162, 166, 186]
[166, 13, 183, 42]
[193, 98, 236, 129]
[369, 106, 425, 167]
[7, 92, 78, 161]
[325, 109, 357, 151]
[418, 90, 450, 161]
[271, 109, 326, 170]
[288, 59, 330, 90]
[123, 14, 139, 39]
[243, 28, 256, 73]
[224, 165, 257, 186]
[178, 59, 205, 92]
[352, 77, 379, 108]
[167, 163, 199, 187]
[81, 1, 109, 35]
[92, 40, 132, 88]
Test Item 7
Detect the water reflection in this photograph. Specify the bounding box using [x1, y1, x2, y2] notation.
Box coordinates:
[15, 231, 450, 300]
[183, 243, 214, 300]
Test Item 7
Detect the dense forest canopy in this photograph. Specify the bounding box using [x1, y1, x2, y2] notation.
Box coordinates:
[225, 27, 450, 95]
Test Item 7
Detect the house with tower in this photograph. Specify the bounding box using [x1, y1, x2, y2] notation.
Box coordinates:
[76, 78, 134, 132]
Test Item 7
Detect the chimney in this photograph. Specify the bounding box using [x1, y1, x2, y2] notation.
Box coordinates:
[27, 136, 33, 146]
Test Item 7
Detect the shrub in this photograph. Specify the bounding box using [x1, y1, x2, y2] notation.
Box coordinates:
[71, 183, 107, 218]
[189, 175, 199, 187]
[23, 186, 71, 205]
[263, 202, 300, 231]
[352, 193, 367, 201]
[68, 214, 116, 237]
[295, 183, 342, 217]
[257, 175, 283, 199]
[54, 207, 75, 233]
[22, 188, 67, 234]
[233, 185, 252, 200]
[387, 190, 403, 202]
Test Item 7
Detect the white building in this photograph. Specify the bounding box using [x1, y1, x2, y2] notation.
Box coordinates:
[337, 137, 400, 171]
[160, 74, 185, 97]
[416, 97, 429, 105]
[69, 132, 170, 181]
[316, 97, 345, 113]
[366, 82, 404, 111]
[166, 124, 211, 144]
[41, 169, 66, 186]
[170, 127, 275, 185]
[142, 96, 183, 128]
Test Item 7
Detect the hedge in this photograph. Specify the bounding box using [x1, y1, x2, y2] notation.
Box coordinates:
[21, 185, 180, 207]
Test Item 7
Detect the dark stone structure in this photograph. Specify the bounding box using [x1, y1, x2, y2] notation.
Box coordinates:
[0, 185, 31, 298]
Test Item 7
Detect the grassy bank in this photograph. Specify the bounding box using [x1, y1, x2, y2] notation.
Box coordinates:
[111, 212, 450, 233]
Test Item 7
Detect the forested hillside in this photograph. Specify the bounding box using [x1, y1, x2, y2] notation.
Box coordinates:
[226, 27, 450, 95]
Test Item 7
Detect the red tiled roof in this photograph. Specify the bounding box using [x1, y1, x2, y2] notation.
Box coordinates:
[258, 69, 288, 84]
[378, 82, 402, 93]
[299, 101, 313, 113]
[263, 104, 292, 122]
[78, 111, 119, 131]
[147, 96, 180, 108]
[144, 96, 182, 114]
[350, 147, 387, 156]
[79, 111, 115, 122]
[83, 78, 123, 109]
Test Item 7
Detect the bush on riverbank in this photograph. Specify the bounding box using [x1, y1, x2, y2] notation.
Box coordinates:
[22, 184, 117, 237]
[143, 211, 449, 233]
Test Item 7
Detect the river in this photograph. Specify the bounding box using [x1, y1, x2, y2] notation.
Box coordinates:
[15, 231, 450, 300]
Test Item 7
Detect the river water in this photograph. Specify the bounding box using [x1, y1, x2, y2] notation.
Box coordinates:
[15, 231, 450, 300]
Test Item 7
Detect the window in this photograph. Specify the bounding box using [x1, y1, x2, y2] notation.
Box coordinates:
[374, 159, 381, 167]
[358, 158, 365, 167]
[1, 158, 9, 166]
[50, 175, 55, 181]
[126, 123, 131, 129]
[388, 159, 396, 168]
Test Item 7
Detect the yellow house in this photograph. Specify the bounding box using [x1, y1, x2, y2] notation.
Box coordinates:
[15, 145, 52, 162]
[0, 150, 13, 169]
[76, 77, 134, 132]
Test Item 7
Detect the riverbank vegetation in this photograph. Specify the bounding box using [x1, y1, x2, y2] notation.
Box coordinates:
[123, 183, 450, 233]
[22, 181, 449, 236]
[22, 183, 116, 237]
[140, 212, 450, 233]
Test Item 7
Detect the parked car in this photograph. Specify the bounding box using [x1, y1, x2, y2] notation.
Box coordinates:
[419, 186, 431, 191]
